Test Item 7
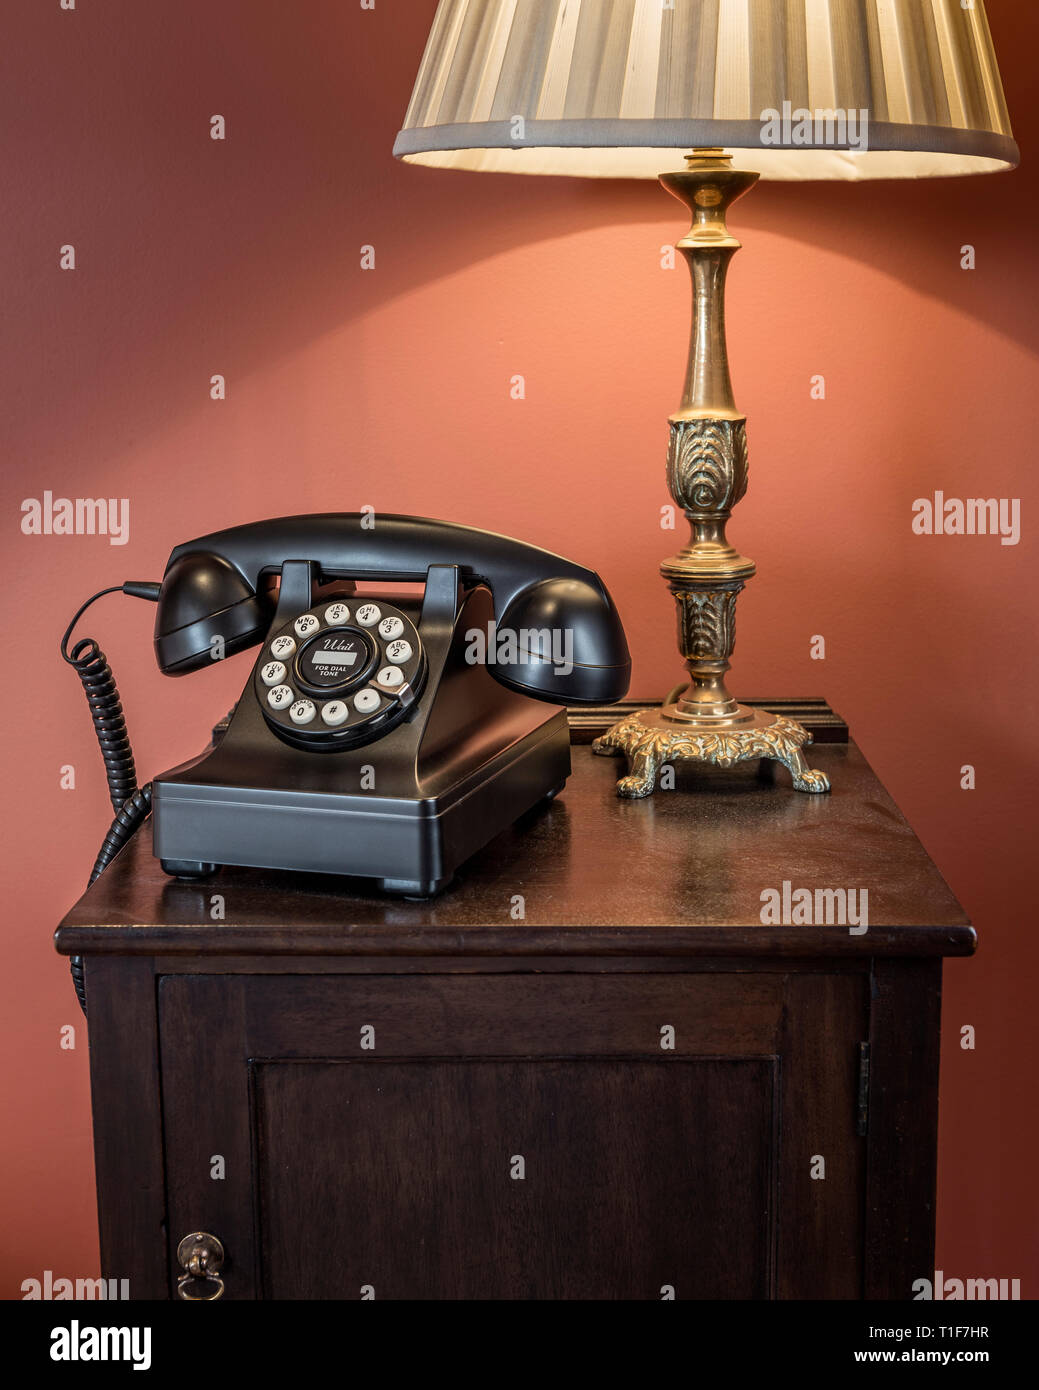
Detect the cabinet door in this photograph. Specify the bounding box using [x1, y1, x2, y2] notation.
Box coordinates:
[158, 971, 866, 1300]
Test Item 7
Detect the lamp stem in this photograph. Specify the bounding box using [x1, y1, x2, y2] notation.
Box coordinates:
[660, 151, 758, 723]
[592, 151, 829, 796]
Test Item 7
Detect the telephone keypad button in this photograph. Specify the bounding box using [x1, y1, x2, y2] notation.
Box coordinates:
[267, 685, 294, 710]
[289, 699, 317, 725]
[270, 635, 296, 660]
[376, 665, 404, 688]
[324, 602, 351, 626]
[294, 614, 320, 639]
[355, 604, 381, 627]
[320, 700, 349, 727]
[261, 661, 287, 687]
[353, 689, 381, 714]
[378, 616, 404, 640]
[386, 639, 413, 664]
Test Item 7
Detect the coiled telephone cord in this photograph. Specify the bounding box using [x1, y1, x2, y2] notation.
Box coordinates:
[61, 584, 160, 1013]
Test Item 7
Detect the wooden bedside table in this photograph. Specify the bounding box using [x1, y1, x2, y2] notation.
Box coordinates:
[55, 702, 973, 1301]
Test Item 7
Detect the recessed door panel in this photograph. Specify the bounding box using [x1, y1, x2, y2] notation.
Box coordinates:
[254, 1057, 776, 1300]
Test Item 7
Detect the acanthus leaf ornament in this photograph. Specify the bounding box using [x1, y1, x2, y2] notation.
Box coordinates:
[675, 589, 740, 661]
[666, 418, 749, 515]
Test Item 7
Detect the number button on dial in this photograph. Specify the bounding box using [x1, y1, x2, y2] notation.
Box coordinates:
[289, 699, 317, 725]
[267, 685, 294, 710]
[376, 665, 404, 688]
[378, 616, 404, 640]
[386, 639, 413, 664]
[320, 700, 349, 727]
[270, 635, 296, 660]
[353, 689, 381, 714]
[261, 661, 287, 687]
[294, 614, 320, 639]
[355, 603, 381, 627]
[324, 602, 350, 626]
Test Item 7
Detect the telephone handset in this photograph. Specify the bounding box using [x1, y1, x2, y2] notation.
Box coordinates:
[154, 514, 629, 701]
[65, 514, 630, 909]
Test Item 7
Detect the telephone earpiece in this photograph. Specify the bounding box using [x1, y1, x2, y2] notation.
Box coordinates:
[154, 551, 272, 675]
[495, 578, 630, 704]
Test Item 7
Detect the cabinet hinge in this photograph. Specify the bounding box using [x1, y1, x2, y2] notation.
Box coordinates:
[856, 1041, 871, 1137]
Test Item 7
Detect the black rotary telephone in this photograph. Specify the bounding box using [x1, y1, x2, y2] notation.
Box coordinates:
[63, 514, 630, 921]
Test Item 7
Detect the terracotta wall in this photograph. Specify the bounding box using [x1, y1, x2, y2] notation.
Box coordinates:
[2, 0, 1035, 1297]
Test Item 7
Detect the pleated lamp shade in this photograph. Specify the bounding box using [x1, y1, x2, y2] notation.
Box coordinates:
[393, 0, 1018, 180]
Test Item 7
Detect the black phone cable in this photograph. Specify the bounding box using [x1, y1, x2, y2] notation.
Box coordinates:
[61, 582, 161, 1013]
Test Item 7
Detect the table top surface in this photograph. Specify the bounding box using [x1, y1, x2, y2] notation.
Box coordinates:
[55, 740, 973, 961]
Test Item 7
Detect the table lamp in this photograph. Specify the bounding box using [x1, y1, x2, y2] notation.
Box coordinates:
[394, 0, 1018, 798]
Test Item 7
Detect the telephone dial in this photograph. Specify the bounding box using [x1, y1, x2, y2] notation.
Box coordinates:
[254, 597, 426, 751]
[63, 514, 630, 911]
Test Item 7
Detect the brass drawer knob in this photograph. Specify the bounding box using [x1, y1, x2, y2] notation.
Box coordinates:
[176, 1232, 225, 1301]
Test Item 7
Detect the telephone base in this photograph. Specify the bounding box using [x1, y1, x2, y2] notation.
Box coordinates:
[150, 576, 586, 894]
[152, 704, 571, 894]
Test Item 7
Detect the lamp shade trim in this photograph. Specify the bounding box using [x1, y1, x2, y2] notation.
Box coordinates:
[394, 115, 1018, 161]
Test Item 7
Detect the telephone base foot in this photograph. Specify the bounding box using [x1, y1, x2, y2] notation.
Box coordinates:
[384, 877, 452, 898]
[161, 859, 218, 880]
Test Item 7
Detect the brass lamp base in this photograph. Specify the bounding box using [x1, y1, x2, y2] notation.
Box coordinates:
[592, 704, 830, 799]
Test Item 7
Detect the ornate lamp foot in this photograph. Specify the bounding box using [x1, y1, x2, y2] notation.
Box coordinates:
[592, 707, 830, 798]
